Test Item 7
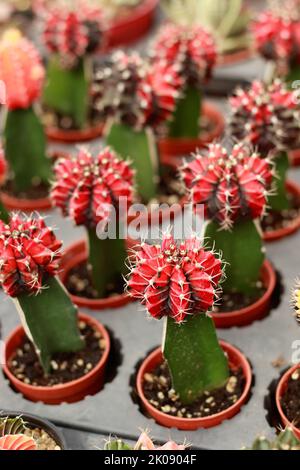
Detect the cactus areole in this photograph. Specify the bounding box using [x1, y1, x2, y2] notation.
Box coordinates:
[127, 234, 229, 405]
[182, 143, 273, 297]
[151, 23, 217, 139]
[0, 29, 51, 194]
[51, 147, 134, 299]
[0, 213, 84, 373]
[230, 79, 300, 212]
[93, 51, 180, 203]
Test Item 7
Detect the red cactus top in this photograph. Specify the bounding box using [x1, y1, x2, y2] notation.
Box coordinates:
[92, 51, 181, 131]
[0, 435, 37, 450]
[0, 214, 62, 297]
[229, 79, 300, 154]
[181, 143, 273, 230]
[127, 234, 223, 323]
[51, 147, 134, 229]
[151, 23, 217, 88]
[0, 30, 45, 111]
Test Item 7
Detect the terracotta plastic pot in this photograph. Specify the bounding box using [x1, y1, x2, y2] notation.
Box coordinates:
[289, 149, 300, 167]
[105, 0, 159, 49]
[217, 47, 253, 66]
[45, 122, 104, 144]
[211, 260, 276, 328]
[136, 340, 252, 430]
[60, 240, 133, 310]
[3, 313, 110, 405]
[158, 102, 225, 162]
[276, 364, 300, 439]
[0, 191, 52, 212]
[1, 411, 67, 449]
[263, 180, 300, 242]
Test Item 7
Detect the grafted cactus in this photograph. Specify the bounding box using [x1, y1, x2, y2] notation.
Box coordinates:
[181, 143, 273, 296]
[0, 213, 84, 373]
[162, 0, 250, 54]
[127, 234, 229, 405]
[0, 148, 9, 222]
[42, 2, 104, 129]
[0, 417, 36, 451]
[51, 147, 134, 298]
[105, 431, 186, 450]
[92, 51, 180, 202]
[249, 428, 300, 450]
[151, 24, 217, 138]
[0, 29, 51, 193]
[230, 79, 300, 211]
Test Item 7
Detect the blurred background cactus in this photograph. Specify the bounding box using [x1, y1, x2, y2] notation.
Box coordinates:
[249, 428, 300, 450]
[162, 0, 251, 55]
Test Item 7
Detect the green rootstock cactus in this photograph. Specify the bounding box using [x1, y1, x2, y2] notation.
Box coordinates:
[230, 80, 300, 213]
[249, 428, 300, 450]
[92, 51, 181, 202]
[127, 234, 229, 405]
[51, 147, 134, 299]
[42, 6, 103, 129]
[162, 0, 250, 54]
[151, 24, 217, 139]
[0, 30, 51, 193]
[0, 214, 84, 374]
[182, 143, 273, 297]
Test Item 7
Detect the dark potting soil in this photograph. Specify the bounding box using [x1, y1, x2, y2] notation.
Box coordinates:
[2, 179, 49, 200]
[261, 192, 300, 233]
[142, 361, 245, 419]
[212, 284, 266, 314]
[42, 106, 102, 132]
[142, 165, 185, 207]
[66, 260, 125, 300]
[9, 321, 106, 387]
[280, 368, 300, 428]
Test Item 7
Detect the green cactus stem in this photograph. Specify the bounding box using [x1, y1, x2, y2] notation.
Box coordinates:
[286, 64, 300, 85]
[250, 428, 300, 450]
[43, 56, 89, 129]
[168, 86, 201, 139]
[14, 276, 84, 374]
[0, 417, 26, 437]
[205, 219, 264, 296]
[4, 107, 51, 193]
[269, 151, 290, 211]
[104, 439, 132, 450]
[0, 199, 9, 223]
[87, 226, 127, 299]
[106, 122, 158, 203]
[163, 314, 229, 405]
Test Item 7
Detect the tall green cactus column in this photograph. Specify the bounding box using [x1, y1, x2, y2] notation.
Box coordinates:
[168, 86, 201, 138]
[269, 151, 290, 211]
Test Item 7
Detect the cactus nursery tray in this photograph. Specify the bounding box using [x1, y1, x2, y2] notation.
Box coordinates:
[0, 163, 299, 450]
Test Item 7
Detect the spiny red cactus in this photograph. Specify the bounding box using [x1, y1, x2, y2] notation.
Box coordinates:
[0, 147, 7, 186]
[92, 51, 181, 130]
[0, 434, 37, 451]
[0, 214, 62, 297]
[151, 23, 217, 88]
[43, 3, 103, 66]
[181, 143, 273, 230]
[127, 234, 223, 323]
[230, 79, 300, 154]
[0, 29, 45, 110]
[51, 147, 134, 228]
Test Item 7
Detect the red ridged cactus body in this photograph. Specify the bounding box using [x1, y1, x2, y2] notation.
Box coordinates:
[51, 148, 134, 298]
[127, 234, 229, 404]
[230, 79, 300, 211]
[151, 23, 217, 138]
[0, 435, 37, 451]
[0, 213, 83, 373]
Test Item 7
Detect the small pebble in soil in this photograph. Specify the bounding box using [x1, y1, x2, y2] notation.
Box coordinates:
[24, 428, 61, 451]
[281, 368, 300, 428]
[9, 322, 105, 387]
[143, 361, 245, 419]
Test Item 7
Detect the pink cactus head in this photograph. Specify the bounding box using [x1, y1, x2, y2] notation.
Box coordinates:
[181, 143, 273, 230]
[92, 50, 181, 130]
[0, 29, 45, 111]
[43, 2, 103, 66]
[0, 214, 62, 297]
[0, 434, 37, 450]
[127, 234, 223, 323]
[51, 147, 134, 229]
[151, 23, 217, 88]
[135, 432, 186, 451]
[0, 147, 7, 186]
[230, 79, 300, 154]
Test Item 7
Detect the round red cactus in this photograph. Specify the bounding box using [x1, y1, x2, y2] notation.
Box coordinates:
[181, 143, 273, 230]
[127, 234, 223, 323]
[92, 51, 181, 130]
[0, 434, 37, 451]
[151, 23, 217, 88]
[51, 147, 134, 228]
[230, 79, 300, 154]
[0, 29, 45, 111]
[0, 214, 62, 297]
